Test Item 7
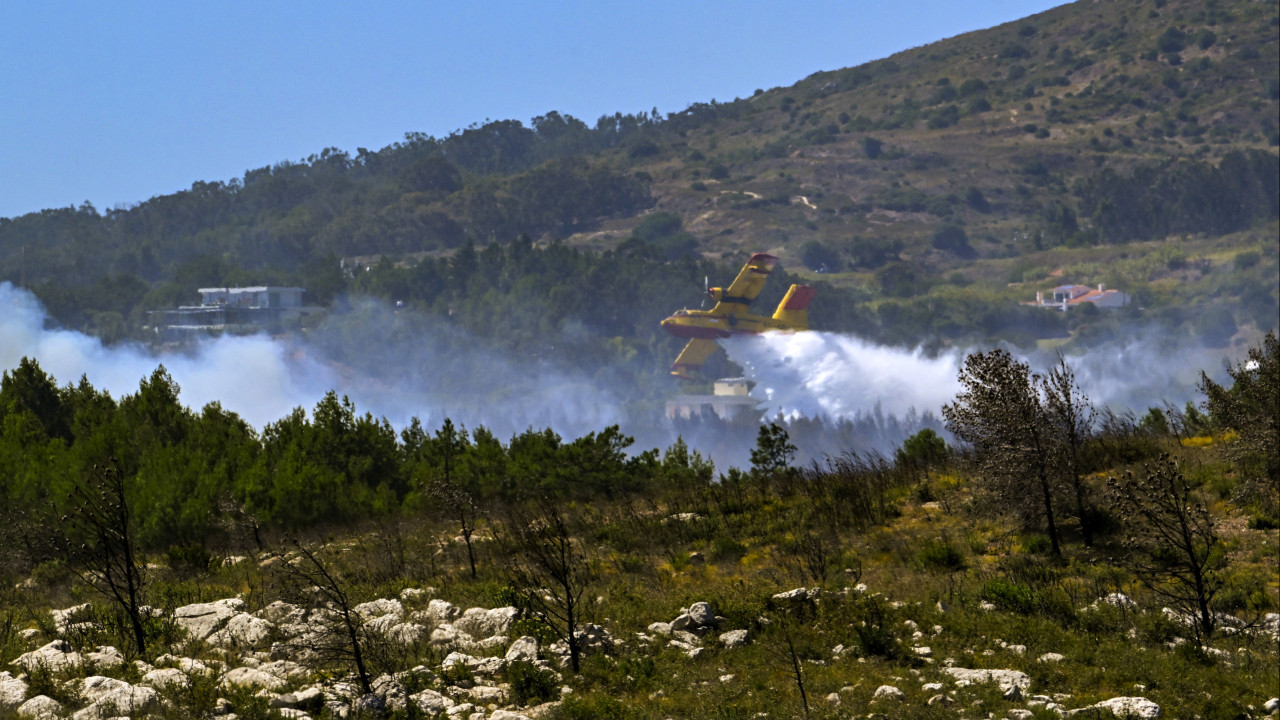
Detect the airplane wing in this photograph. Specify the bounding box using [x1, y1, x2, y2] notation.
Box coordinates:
[670, 338, 720, 379]
[716, 253, 778, 311]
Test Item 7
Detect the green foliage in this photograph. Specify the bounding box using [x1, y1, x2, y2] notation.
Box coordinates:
[895, 428, 949, 471]
[1074, 151, 1279, 244]
[750, 422, 796, 477]
[917, 538, 966, 572]
[931, 224, 974, 257]
[164, 544, 213, 577]
[849, 594, 900, 659]
[1200, 332, 1279, 504]
[980, 577, 1040, 615]
[800, 240, 841, 272]
[506, 660, 560, 705]
[552, 694, 634, 720]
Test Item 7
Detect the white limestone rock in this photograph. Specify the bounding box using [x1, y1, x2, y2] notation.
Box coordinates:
[490, 710, 534, 720]
[942, 667, 1031, 692]
[506, 636, 540, 662]
[646, 622, 672, 636]
[772, 587, 818, 603]
[424, 599, 461, 624]
[873, 685, 905, 701]
[0, 672, 28, 712]
[256, 659, 308, 683]
[1038, 652, 1066, 663]
[442, 651, 506, 677]
[364, 613, 402, 636]
[384, 622, 428, 646]
[257, 601, 306, 625]
[429, 624, 475, 648]
[82, 646, 124, 670]
[468, 685, 505, 703]
[220, 666, 287, 691]
[1091, 696, 1162, 718]
[208, 613, 275, 650]
[411, 689, 456, 714]
[454, 606, 518, 637]
[50, 604, 91, 633]
[354, 599, 404, 622]
[719, 630, 749, 648]
[12, 640, 82, 673]
[399, 587, 434, 603]
[174, 598, 244, 640]
[669, 613, 693, 632]
[141, 667, 190, 690]
[687, 602, 715, 626]
[1100, 593, 1138, 610]
[372, 673, 408, 712]
[72, 676, 159, 720]
[15, 695, 63, 720]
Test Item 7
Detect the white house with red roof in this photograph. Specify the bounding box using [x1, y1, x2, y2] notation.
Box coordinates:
[1032, 283, 1130, 311]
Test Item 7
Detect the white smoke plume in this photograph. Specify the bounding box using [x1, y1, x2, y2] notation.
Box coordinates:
[0, 282, 624, 439]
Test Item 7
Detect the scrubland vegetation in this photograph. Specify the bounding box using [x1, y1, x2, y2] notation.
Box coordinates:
[0, 333, 1275, 719]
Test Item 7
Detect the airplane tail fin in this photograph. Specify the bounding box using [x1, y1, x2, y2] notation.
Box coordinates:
[772, 285, 816, 330]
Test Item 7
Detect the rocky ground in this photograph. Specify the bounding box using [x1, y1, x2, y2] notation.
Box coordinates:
[3, 572, 1278, 719]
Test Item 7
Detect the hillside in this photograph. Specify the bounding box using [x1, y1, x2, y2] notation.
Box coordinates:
[0, 0, 1276, 404]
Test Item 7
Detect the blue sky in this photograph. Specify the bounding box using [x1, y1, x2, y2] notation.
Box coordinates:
[0, 1, 1067, 220]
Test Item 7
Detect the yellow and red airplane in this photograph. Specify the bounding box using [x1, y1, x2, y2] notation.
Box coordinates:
[660, 253, 815, 379]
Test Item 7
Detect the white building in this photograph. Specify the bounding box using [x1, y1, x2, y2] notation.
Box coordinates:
[1032, 283, 1130, 311]
[666, 377, 760, 422]
[151, 286, 318, 338]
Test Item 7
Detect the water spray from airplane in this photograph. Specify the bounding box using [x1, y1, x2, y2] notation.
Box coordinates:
[721, 328, 1232, 424]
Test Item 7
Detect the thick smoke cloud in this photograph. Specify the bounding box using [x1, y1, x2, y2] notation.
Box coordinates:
[0, 282, 623, 440]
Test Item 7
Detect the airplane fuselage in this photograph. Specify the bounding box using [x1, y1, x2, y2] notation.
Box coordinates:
[660, 308, 793, 340]
[660, 252, 814, 379]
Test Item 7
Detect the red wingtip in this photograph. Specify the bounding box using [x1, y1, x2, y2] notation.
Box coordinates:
[783, 285, 817, 310]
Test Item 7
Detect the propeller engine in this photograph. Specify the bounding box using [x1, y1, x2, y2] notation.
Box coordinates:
[698, 275, 725, 306]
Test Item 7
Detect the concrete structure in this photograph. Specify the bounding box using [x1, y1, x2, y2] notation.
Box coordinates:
[666, 377, 760, 423]
[1031, 283, 1130, 311]
[150, 286, 318, 339]
[197, 286, 305, 309]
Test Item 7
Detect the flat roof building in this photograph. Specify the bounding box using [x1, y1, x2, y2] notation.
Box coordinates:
[150, 286, 318, 339]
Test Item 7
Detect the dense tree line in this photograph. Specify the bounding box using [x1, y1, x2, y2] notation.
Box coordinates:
[0, 358, 703, 553]
[4, 333, 1274, 560]
[1073, 149, 1279, 244]
[0, 112, 664, 294]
